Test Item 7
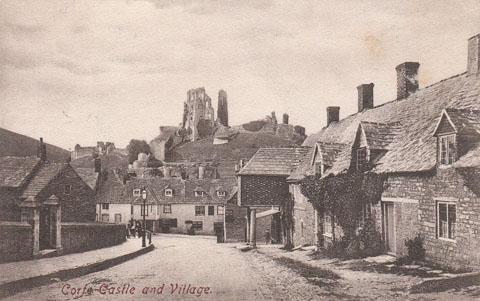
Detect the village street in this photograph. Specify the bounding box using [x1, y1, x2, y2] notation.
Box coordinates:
[3, 235, 480, 301]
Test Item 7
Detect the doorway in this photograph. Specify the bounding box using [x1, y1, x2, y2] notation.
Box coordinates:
[39, 206, 55, 250]
[383, 202, 396, 254]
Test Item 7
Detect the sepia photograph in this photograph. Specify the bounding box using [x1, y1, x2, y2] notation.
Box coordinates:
[1, 0, 480, 300]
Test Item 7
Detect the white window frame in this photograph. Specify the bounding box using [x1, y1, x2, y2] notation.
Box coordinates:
[323, 211, 333, 238]
[101, 213, 109, 222]
[133, 189, 141, 197]
[195, 205, 205, 216]
[114, 213, 122, 223]
[437, 201, 456, 242]
[216, 190, 226, 197]
[217, 205, 225, 215]
[438, 134, 456, 166]
[163, 204, 172, 214]
[195, 191, 206, 197]
[101, 203, 109, 210]
[356, 147, 368, 171]
[165, 188, 173, 197]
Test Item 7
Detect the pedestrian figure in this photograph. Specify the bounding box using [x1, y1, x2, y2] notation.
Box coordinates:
[265, 229, 271, 245]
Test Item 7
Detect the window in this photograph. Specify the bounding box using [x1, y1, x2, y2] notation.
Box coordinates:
[165, 189, 173, 197]
[131, 205, 133, 214]
[208, 205, 215, 216]
[133, 189, 141, 197]
[195, 206, 205, 216]
[192, 221, 203, 230]
[195, 191, 206, 197]
[169, 218, 178, 227]
[217, 205, 225, 215]
[323, 212, 332, 237]
[439, 135, 456, 165]
[437, 202, 456, 240]
[64, 184, 72, 195]
[225, 209, 234, 222]
[141, 205, 149, 216]
[114, 214, 122, 223]
[356, 147, 368, 171]
[163, 204, 172, 214]
[217, 190, 226, 197]
[101, 213, 109, 222]
[101, 203, 109, 210]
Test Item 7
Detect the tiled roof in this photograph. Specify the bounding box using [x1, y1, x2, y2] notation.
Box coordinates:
[73, 168, 98, 190]
[21, 163, 67, 198]
[454, 143, 480, 168]
[0, 156, 40, 187]
[287, 147, 315, 182]
[238, 147, 310, 176]
[444, 108, 480, 136]
[95, 170, 126, 204]
[303, 72, 480, 174]
[360, 121, 402, 150]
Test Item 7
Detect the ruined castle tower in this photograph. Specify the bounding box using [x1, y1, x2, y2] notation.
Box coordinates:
[217, 90, 229, 127]
[183, 87, 215, 141]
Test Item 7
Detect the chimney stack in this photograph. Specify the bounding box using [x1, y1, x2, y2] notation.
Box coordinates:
[198, 165, 205, 180]
[38, 138, 47, 162]
[468, 34, 480, 75]
[396, 62, 420, 99]
[326, 106, 340, 126]
[94, 158, 101, 173]
[357, 83, 374, 112]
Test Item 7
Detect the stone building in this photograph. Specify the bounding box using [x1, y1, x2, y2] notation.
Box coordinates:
[182, 87, 215, 141]
[292, 34, 480, 269]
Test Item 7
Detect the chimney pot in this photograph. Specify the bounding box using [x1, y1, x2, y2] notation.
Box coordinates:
[326, 107, 340, 126]
[94, 158, 102, 173]
[396, 62, 420, 99]
[357, 83, 374, 112]
[468, 34, 480, 75]
[282, 113, 289, 124]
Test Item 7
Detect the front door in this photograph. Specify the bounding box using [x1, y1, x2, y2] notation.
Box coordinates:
[39, 207, 52, 250]
[383, 202, 396, 254]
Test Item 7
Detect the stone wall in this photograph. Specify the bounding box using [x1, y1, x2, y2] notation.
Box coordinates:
[383, 167, 480, 270]
[290, 184, 317, 247]
[225, 203, 247, 242]
[0, 221, 33, 262]
[61, 222, 126, 254]
[0, 188, 21, 221]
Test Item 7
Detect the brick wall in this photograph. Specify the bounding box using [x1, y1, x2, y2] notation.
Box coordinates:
[38, 165, 96, 222]
[61, 222, 126, 254]
[240, 175, 289, 206]
[0, 221, 33, 262]
[383, 167, 480, 270]
[225, 203, 247, 242]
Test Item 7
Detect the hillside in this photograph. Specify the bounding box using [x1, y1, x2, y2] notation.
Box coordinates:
[0, 127, 70, 162]
[170, 132, 300, 177]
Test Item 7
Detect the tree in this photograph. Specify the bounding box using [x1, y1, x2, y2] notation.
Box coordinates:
[127, 139, 150, 164]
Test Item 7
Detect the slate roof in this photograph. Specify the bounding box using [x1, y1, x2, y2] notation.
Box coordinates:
[303, 72, 480, 174]
[443, 108, 480, 136]
[360, 121, 402, 150]
[21, 163, 67, 198]
[238, 147, 310, 176]
[73, 168, 98, 190]
[454, 143, 480, 168]
[95, 170, 127, 204]
[0, 156, 40, 187]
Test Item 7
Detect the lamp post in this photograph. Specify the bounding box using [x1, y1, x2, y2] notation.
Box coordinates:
[141, 187, 147, 248]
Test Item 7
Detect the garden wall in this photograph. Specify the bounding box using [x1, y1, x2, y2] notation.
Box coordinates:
[61, 222, 126, 254]
[0, 221, 33, 262]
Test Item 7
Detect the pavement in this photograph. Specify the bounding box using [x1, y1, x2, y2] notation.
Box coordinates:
[0, 237, 153, 299]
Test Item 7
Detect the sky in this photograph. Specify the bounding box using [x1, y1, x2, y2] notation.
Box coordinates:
[1, 0, 480, 150]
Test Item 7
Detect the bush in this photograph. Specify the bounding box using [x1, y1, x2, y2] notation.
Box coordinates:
[405, 234, 425, 262]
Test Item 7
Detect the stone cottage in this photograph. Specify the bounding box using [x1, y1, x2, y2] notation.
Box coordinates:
[296, 34, 480, 269]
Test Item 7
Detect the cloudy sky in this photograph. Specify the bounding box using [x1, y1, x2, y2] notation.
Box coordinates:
[1, 0, 479, 149]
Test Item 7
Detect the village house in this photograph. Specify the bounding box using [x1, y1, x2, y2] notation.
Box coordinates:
[95, 165, 238, 237]
[286, 34, 480, 270]
[0, 139, 124, 262]
[237, 147, 309, 247]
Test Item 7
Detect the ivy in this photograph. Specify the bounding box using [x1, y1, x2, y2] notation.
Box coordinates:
[300, 171, 385, 240]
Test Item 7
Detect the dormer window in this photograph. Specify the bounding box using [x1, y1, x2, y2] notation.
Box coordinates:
[217, 190, 226, 197]
[356, 147, 368, 171]
[133, 189, 141, 197]
[165, 189, 173, 197]
[195, 191, 206, 197]
[439, 134, 456, 165]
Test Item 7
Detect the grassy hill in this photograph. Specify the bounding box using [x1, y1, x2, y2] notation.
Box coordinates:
[171, 132, 300, 177]
[0, 127, 70, 162]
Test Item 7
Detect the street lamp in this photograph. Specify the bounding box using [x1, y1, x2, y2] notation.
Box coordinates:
[141, 187, 147, 248]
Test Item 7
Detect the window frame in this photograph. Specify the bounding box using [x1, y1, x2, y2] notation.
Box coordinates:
[323, 211, 333, 238]
[64, 184, 72, 195]
[217, 205, 225, 215]
[163, 204, 172, 214]
[101, 213, 109, 222]
[437, 201, 456, 242]
[192, 221, 203, 230]
[114, 213, 122, 223]
[165, 188, 173, 197]
[141, 204, 149, 216]
[195, 191, 206, 197]
[356, 147, 368, 171]
[208, 205, 215, 216]
[438, 134, 457, 166]
[216, 190, 226, 197]
[133, 189, 141, 197]
[195, 205, 205, 216]
[101, 203, 109, 210]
